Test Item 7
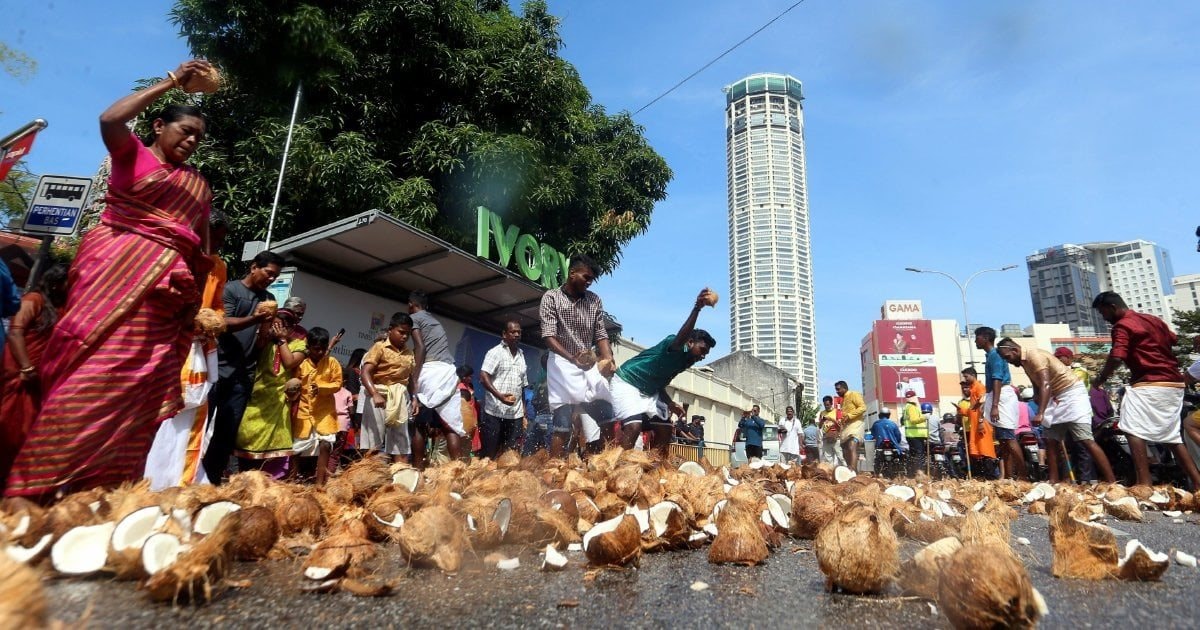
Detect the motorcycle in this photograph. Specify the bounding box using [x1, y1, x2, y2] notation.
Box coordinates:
[1019, 432, 1043, 482]
[876, 438, 901, 478]
[1093, 417, 1135, 486]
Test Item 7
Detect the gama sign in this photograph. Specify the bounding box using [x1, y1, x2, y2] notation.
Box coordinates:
[476, 206, 569, 289]
[882, 300, 923, 320]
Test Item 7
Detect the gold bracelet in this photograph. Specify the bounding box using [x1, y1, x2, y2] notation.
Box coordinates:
[166, 71, 180, 88]
[20, 366, 35, 374]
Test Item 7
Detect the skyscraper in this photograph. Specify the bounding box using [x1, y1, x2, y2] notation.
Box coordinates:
[723, 73, 817, 394]
[1027, 239, 1176, 334]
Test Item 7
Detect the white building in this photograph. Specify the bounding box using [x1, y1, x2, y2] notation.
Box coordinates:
[723, 73, 817, 394]
[1172, 273, 1200, 314]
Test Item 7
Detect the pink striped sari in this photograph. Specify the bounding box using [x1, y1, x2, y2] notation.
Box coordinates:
[4, 139, 211, 499]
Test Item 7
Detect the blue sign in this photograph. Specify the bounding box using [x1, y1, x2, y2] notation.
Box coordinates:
[22, 175, 93, 237]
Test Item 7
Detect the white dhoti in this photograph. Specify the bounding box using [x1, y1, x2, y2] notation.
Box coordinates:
[610, 374, 666, 423]
[144, 341, 216, 491]
[417, 360, 466, 437]
[1043, 382, 1090, 427]
[546, 353, 611, 411]
[579, 413, 601, 444]
[293, 432, 336, 457]
[983, 386, 1020, 430]
[1120, 383, 1184, 444]
[358, 383, 411, 455]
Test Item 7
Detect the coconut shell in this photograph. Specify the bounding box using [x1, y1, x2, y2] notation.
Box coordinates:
[789, 488, 839, 539]
[593, 491, 628, 521]
[194, 307, 226, 337]
[1117, 540, 1169, 581]
[1026, 500, 1047, 515]
[1048, 499, 1117, 580]
[143, 517, 234, 605]
[900, 536, 962, 600]
[254, 300, 277, 318]
[583, 514, 642, 568]
[225, 506, 279, 560]
[274, 494, 325, 537]
[708, 497, 769, 566]
[531, 506, 581, 548]
[815, 503, 899, 594]
[181, 65, 222, 94]
[0, 554, 47, 627]
[938, 543, 1042, 630]
[397, 505, 465, 573]
[574, 349, 598, 371]
[304, 531, 377, 575]
[1103, 497, 1143, 521]
[959, 511, 1010, 546]
[606, 465, 643, 502]
[340, 457, 393, 502]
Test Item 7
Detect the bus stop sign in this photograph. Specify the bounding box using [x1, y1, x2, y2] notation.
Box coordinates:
[22, 174, 94, 237]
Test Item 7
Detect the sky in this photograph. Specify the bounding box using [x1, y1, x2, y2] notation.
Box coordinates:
[4, 1, 1200, 398]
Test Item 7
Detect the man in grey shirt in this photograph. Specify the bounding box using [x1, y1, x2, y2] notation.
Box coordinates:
[408, 290, 464, 468]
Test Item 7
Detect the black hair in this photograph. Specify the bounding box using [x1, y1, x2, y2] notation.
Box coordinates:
[961, 366, 978, 377]
[389, 312, 413, 329]
[142, 104, 206, 145]
[973, 326, 996, 343]
[306, 326, 330, 348]
[252, 250, 285, 269]
[568, 254, 601, 277]
[834, 380, 848, 389]
[456, 364, 474, 378]
[503, 319, 522, 331]
[33, 263, 69, 332]
[786, 406, 794, 412]
[1092, 291, 1126, 310]
[687, 328, 717, 348]
[997, 337, 1020, 350]
[822, 395, 833, 403]
[408, 289, 429, 309]
[346, 347, 367, 370]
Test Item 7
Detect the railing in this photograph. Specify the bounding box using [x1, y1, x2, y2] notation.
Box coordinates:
[669, 440, 732, 468]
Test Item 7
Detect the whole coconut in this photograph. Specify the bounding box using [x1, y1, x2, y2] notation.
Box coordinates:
[937, 543, 1043, 629]
[274, 494, 325, 537]
[790, 488, 839, 539]
[815, 503, 899, 594]
[226, 506, 280, 560]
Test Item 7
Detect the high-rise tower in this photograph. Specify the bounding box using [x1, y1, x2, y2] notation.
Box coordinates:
[724, 73, 817, 394]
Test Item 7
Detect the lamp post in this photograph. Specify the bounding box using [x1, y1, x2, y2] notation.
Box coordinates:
[904, 265, 1018, 370]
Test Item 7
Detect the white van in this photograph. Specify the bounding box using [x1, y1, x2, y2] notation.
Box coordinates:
[732, 425, 781, 467]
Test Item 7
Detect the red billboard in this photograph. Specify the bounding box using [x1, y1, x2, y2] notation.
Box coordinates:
[874, 320, 935, 356]
[877, 365, 940, 404]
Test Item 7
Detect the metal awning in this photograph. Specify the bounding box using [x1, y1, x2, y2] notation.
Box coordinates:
[270, 210, 547, 334]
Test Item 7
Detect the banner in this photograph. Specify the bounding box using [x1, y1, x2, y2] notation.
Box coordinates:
[877, 365, 940, 404]
[0, 131, 37, 182]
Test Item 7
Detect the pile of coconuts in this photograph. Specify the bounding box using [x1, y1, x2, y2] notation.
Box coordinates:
[2, 450, 1197, 629]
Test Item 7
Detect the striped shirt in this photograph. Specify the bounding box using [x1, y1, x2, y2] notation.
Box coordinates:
[539, 287, 608, 357]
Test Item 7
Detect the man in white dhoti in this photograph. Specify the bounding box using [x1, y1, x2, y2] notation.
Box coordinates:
[1092, 291, 1200, 488]
[407, 290, 465, 469]
[540, 255, 615, 458]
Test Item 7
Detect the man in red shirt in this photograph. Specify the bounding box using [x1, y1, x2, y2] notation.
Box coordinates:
[1092, 291, 1200, 488]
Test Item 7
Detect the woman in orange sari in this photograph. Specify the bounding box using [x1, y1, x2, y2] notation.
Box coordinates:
[5, 60, 216, 500]
[0, 264, 68, 490]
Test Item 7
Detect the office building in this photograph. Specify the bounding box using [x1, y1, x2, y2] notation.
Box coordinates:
[1171, 273, 1200, 314]
[723, 73, 817, 394]
[1027, 239, 1175, 333]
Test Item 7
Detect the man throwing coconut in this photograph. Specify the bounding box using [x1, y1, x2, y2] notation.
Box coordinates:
[996, 338, 1116, 484]
[1091, 291, 1200, 488]
[606, 289, 717, 454]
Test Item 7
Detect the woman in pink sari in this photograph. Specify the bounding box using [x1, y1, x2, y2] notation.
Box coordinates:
[5, 60, 216, 500]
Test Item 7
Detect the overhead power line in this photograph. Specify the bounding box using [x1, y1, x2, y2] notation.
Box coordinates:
[632, 0, 810, 116]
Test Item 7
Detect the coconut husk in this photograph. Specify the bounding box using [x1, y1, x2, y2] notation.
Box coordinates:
[1103, 497, 1144, 521]
[897, 517, 961, 544]
[1, 497, 48, 547]
[221, 470, 274, 506]
[680, 474, 725, 521]
[593, 491, 628, 521]
[1048, 498, 1117, 580]
[959, 511, 1010, 546]
[397, 505, 466, 573]
[494, 449, 522, 469]
[1117, 539, 1169, 581]
[938, 543, 1042, 629]
[364, 486, 423, 541]
[225, 506, 279, 560]
[790, 488, 840, 539]
[253, 300, 277, 318]
[979, 496, 1017, 522]
[274, 494, 325, 537]
[304, 530, 377, 576]
[0, 553, 47, 627]
[43, 495, 100, 538]
[606, 465, 643, 502]
[563, 470, 598, 496]
[532, 506, 581, 548]
[574, 349, 597, 371]
[815, 503, 899, 594]
[194, 307, 225, 337]
[643, 501, 691, 552]
[582, 514, 642, 568]
[181, 65, 222, 94]
[708, 491, 769, 566]
[322, 477, 355, 506]
[588, 447, 625, 476]
[143, 517, 234, 605]
[900, 536, 962, 600]
[1026, 500, 1047, 515]
[572, 492, 602, 524]
[340, 457, 393, 502]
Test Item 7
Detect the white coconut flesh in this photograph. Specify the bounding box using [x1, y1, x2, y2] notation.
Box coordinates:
[1022, 483, 1055, 503]
[1118, 539, 1168, 568]
[374, 512, 405, 529]
[749, 460, 768, 470]
[648, 502, 682, 537]
[305, 565, 341, 580]
[885, 485, 916, 503]
[971, 498, 988, 512]
[583, 515, 626, 551]
[1163, 510, 1182, 518]
[1175, 551, 1197, 568]
[689, 532, 709, 544]
[567, 543, 583, 552]
[1032, 588, 1049, 616]
[1148, 491, 1170, 506]
[833, 466, 856, 483]
[624, 506, 650, 534]
[937, 489, 952, 501]
[496, 557, 520, 570]
[785, 480, 794, 494]
[5, 533, 52, 564]
[493, 499, 513, 537]
[193, 501, 241, 536]
[765, 496, 789, 530]
[760, 510, 773, 527]
[677, 461, 706, 477]
[112, 506, 167, 552]
[710, 500, 728, 524]
[449, 492, 463, 501]
[8, 513, 31, 539]
[170, 508, 194, 541]
[702, 522, 719, 537]
[720, 467, 738, 486]
[141, 533, 183, 576]
[51, 521, 115, 575]
[542, 544, 568, 571]
[392, 468, 421, 492]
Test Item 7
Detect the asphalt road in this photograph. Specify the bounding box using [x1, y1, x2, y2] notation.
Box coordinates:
[43, 511, 1200, 629]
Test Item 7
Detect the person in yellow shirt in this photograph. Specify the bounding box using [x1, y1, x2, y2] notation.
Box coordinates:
[834, 380, 866, 470]
[293, 327, 343, 486]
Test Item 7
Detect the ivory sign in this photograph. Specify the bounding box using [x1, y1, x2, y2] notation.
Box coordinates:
[476, 206, 569, 289]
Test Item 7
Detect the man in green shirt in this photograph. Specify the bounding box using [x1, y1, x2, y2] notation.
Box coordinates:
[604, 289, 717, 454]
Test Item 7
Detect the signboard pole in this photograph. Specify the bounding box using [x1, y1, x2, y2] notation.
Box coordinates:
[24, 236, 54, 293]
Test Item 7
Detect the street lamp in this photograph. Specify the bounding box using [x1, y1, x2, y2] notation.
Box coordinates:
[904, 265, 1018, 370]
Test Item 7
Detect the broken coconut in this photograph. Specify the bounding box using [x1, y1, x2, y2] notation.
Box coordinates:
[938, 543, 1044, 630]
[193, 501, 240, 537]
[815, 503, 898, 594]
[51, 521, 116, 576]
[1048, 499, 1118, 580]
[833, 466, 857, 483]
[789, 487, 839, 539]
[140, 532, 184, 576]
[1103, 496, 1144, 521]
[542, 544, 568, 571]
[582, 514, 642, 567]
[900, 536, 962, 600]
[397, 505, 466, 573]
[143, 519, 234, 605]
[1117, 539, 1169, 581]
[109, 505, 168, 579]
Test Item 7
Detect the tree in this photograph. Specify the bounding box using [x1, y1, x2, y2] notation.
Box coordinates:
[0, 163, 36, 227]
[160, 0, 670, 272]
[1172, 308, 1200, 369]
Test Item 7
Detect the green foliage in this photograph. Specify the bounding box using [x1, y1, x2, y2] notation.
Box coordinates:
[796, 395, 821, 426]
[0, 163, 36, 227]
[160, 0, 670, 272]
[0, 42, 37, 83]
[1172, 308, 1200, 368]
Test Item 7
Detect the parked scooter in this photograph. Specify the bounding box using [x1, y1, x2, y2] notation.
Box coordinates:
[876, 438, 901, 478]
[1019, 432, 1044, 482]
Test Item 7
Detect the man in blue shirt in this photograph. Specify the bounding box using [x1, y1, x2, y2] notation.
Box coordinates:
[975, 326, 1025, 481]
[803, 419, 821, 462]
[872, 408, 904, 454]
[736, 405, 766, 460]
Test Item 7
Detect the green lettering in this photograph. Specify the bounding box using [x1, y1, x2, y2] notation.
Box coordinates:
[539, 243, 560, 288]
[476, 206, 491, 258]
[515, 234, 541, 281]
